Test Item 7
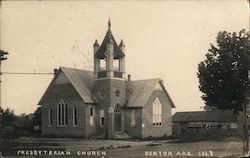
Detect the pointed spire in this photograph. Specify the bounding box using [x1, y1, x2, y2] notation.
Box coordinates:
[93, 39, 99, 47]
[119, 39, 125, 47]
[108, 17, 111, 30]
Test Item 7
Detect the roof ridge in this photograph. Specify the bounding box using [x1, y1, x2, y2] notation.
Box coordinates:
[129, 78, 161, 82]
[60, 66, 93, 73]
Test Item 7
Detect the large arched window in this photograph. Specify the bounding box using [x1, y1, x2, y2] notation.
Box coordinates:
[58, 99, 68, 126]
[90, 106, 94, 126]
[152, 97, 162, 127]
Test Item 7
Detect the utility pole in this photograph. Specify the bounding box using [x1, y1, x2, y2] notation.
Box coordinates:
[0, 50, 9, 108]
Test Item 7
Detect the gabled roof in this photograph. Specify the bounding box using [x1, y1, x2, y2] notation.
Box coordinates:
[61, 67, 96, 103]
[38, 67, 175, 108]
[94, 29, 125, 59]
[126, 78, 175, 108]
[38, 67, 96, 105]
[172, 110, 237, 122]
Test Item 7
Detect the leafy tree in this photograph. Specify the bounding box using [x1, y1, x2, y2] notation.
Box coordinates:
[31, 106, 41, 132]
[0, 107, 16, 126]
[198, 29, 250, 112]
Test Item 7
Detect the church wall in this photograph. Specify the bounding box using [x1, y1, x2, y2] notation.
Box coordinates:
[141, 90, 172, 138]
[41, 83, 87, 137]
[124, 108, 142, 138]
[84, 104, 98, 138]
[93, 78, 126, 137]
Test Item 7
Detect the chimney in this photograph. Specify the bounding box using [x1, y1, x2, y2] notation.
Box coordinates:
[54, 68, 58, 76]
[128, 74, 131, 81]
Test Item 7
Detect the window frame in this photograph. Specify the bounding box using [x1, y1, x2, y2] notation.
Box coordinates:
[152, 97, 162, 127]
[57, 99, 68, 127]
[73, 107, 77, 127]
[100, 109, 104, 127]
[48, 108, 53, 127]
[90, 106, 94, 126]
[131, 110, 136, 127]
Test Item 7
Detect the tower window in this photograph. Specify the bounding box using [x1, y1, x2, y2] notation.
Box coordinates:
[49, 108, 52, 126]
[100, 59, 106, 70]
[131, 110, 136, 127]
[100, 109, 104, 127]
[73, 107, 77, 126]
[152, 97, 162, 127]
[113, 59, 119, 71]
[58, 99, 68, 126]
[90, 106, 94, 126]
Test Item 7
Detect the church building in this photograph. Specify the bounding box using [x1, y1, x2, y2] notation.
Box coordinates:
[38, 20, 175, 139]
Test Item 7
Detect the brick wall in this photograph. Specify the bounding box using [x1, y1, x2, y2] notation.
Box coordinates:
[41, 83, 88, 137]
[141, 90, 172, 138]
[125, 108, 142, 138]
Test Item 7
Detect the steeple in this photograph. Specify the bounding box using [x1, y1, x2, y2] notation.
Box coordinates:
[94, 19, 125, 60]
[108, 18, 111, 30]
[93, 20, 126, 79]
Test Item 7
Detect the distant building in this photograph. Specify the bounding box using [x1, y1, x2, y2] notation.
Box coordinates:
[38, 20, 175, 139]
[172, 110, 238, 137]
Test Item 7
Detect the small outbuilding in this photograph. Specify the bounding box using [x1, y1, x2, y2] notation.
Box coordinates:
[172, 110, 238, 137]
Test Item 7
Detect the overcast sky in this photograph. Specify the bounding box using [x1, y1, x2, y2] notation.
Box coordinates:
[1, 0, 249, 115]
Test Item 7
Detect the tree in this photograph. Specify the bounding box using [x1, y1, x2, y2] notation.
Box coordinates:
[197, 29, 250, 112]
[31, 106, 41, 132]
[0, 107, 16, 126]
[0, 49, 9, 61]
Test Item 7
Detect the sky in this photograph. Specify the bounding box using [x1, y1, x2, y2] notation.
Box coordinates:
[0, 0, 249, 115]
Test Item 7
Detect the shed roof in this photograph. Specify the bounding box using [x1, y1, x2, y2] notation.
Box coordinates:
[172, 111, 237, 122]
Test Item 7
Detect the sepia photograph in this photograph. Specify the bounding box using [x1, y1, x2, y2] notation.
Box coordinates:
[0, 0, 249, 157]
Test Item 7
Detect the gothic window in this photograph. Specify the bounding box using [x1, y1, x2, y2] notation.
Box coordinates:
[100, 109, 104, 127]
[90, 106, 94, 126]
[73, 107, 77, 126]
[131, 110, 136, 127]
[58, 99, 68, 126]
[152, 97, 162, 127]
[114, 104, 120, 113]
[49, 108, 52, 126]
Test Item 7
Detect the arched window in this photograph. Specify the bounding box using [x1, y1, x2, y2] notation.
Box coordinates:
[48, 108, 52, 126]
[58, 99, 68, 126]
[152, 97, 162, 127]
[100, 109, 104, 127]
[131, 110, 136, 127]
[73, 107, 77, 126]
[90, 106, 94, 126]
[114, 104, 120, 113]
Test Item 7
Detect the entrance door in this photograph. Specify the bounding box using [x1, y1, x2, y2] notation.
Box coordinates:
[114, 104, 121, 132]
[114, 113, 121, 131]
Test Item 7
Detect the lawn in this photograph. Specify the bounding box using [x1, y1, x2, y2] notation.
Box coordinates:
[0, 137, 244, 158]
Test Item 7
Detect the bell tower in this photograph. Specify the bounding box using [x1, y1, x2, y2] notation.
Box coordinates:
[93, 19, 126, 138]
